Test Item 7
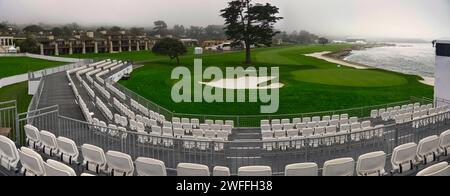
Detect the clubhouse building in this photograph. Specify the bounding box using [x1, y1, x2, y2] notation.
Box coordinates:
[36, 31, 157, 56]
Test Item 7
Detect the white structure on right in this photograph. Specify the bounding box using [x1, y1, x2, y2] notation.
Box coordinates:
[434, 39, 450, 106]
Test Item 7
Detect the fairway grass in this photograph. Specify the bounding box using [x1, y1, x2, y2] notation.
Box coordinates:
[119, 44, 433, 115]
[0, 57, 67, 79]
[0, 82, 31, 113]
[292, 69, 408, 87]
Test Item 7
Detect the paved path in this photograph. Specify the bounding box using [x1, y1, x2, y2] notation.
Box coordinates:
[38, 72, 85, 121]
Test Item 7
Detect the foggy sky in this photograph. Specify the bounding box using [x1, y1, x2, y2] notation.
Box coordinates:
[0, 0, 449, 39]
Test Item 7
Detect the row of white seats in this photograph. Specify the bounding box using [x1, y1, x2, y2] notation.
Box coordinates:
[95, 75, 105, 85]
[81, 79, 95, 99]
[261, 117, 364, 132]
[262, 125, 385, 151]
[261, 116, 360, 131]
[174, 151, 381, 176]
[92, 118, 127, 139]
[19, 124, 162, 176]
[103, 62, 123, 70]
[24, 125, 79, 165]
[96, 97, 113, 121]
[110, 63, 126, 72]
[78, 95, 93, 124]
[94, 81, 111, 100]
[262, 121, 372, 138]
[130, 99, 166, 123]
[394, 107, 450, 124]
[391, 131, 450, 173]
[113, 97, 136, 121]
[261, 114, 351, 127]
[106, 82, 126, 101]
[76, 67, 94, 76]
[3, 137, 447, 176]
[10, 126, 450, 176]
[376, 104, 447, 122]
[371, 102, 431, 119]
[86, 74, 94, 84]
[67, 71, 93, 124]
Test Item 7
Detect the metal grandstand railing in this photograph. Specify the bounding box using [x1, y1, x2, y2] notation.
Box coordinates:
[26, 76, 45, 124]
[28, 61, 91, 81]
[0, 100, 18, 142]
[18, 100, 450, 175]
[113, 81, 434, 128]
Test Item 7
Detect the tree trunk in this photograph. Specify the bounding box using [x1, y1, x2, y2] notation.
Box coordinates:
[245, 42, 252, 65]
[176, 56, 180, 65]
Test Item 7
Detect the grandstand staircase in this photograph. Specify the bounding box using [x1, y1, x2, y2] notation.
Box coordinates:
[38, 72, 85, 120]
[226, 129, 263, 173]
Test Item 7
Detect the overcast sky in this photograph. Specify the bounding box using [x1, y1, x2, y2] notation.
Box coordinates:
[0, 0, 449, 39]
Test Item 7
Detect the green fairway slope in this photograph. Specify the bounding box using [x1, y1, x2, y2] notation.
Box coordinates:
[0, 82, 32, 113]
[292, 69, 408, 87]
[0, 57, 67, 79]
[118, 44, 433, 115]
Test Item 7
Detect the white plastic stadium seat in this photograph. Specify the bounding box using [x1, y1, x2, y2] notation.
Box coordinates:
[81, 173, 96, 176]
[56, 137, 79, 165]
[213, 166, 231, 176]
[172, 117, 181, 123]
[293, 118, 302, 124]
[177, 163, 210, 176]
[391, 143, 417, 173]
[135, 157, 167, 176]
[205, 120, 214, 125]
[18, 147, 46, 176]
[191, 119, 200, 128]
[81, 144, 107, 174]
[24, 124, 41, 149]
[439, 130, 450, 156]
[105, 151, 134, 176]
[271, 119, 280, 125]
[0, 135, 20, 171]
[215, 120, 224, 125]
[44, 159, 76, 176]
[416, 135, 440, 164]
[39, 130, 59, 156]
[371, 110, 379, 118]
[225, 120, 234, 128]
[260, 120, 270, 126]
[356, 151, 386, 176]
[285, 163, 318, 176]
[416, 162, 450, 176]
[322, 158, 355, 176]
[238, 166, 272, 176]
[312, 116, 321, 122]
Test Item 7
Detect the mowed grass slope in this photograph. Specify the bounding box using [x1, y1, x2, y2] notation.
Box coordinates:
[0, 82, 32, 113]
[117, 44, 433, 115]
[0, 57, 67, 79]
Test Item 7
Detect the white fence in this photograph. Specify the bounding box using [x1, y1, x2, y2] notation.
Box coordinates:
[0, 53, 89, 63]
[0, 61, 91, 90]
[0, 74, 28, 88]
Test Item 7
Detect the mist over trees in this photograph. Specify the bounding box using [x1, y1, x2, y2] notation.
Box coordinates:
[2, 20, 326, 45]
[275, 30, 320, 44]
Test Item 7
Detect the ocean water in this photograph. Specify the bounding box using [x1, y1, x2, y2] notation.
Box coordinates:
[344, 43, 435, 77]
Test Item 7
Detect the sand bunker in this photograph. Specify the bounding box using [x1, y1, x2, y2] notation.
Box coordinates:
[199, 76, 284, 90]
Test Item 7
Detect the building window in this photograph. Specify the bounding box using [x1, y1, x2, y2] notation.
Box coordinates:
[436, 43, 450, 57]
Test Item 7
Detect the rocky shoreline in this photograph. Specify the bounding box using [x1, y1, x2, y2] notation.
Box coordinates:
[316, 43, 434, 86]
[325, 43, 394, 60]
